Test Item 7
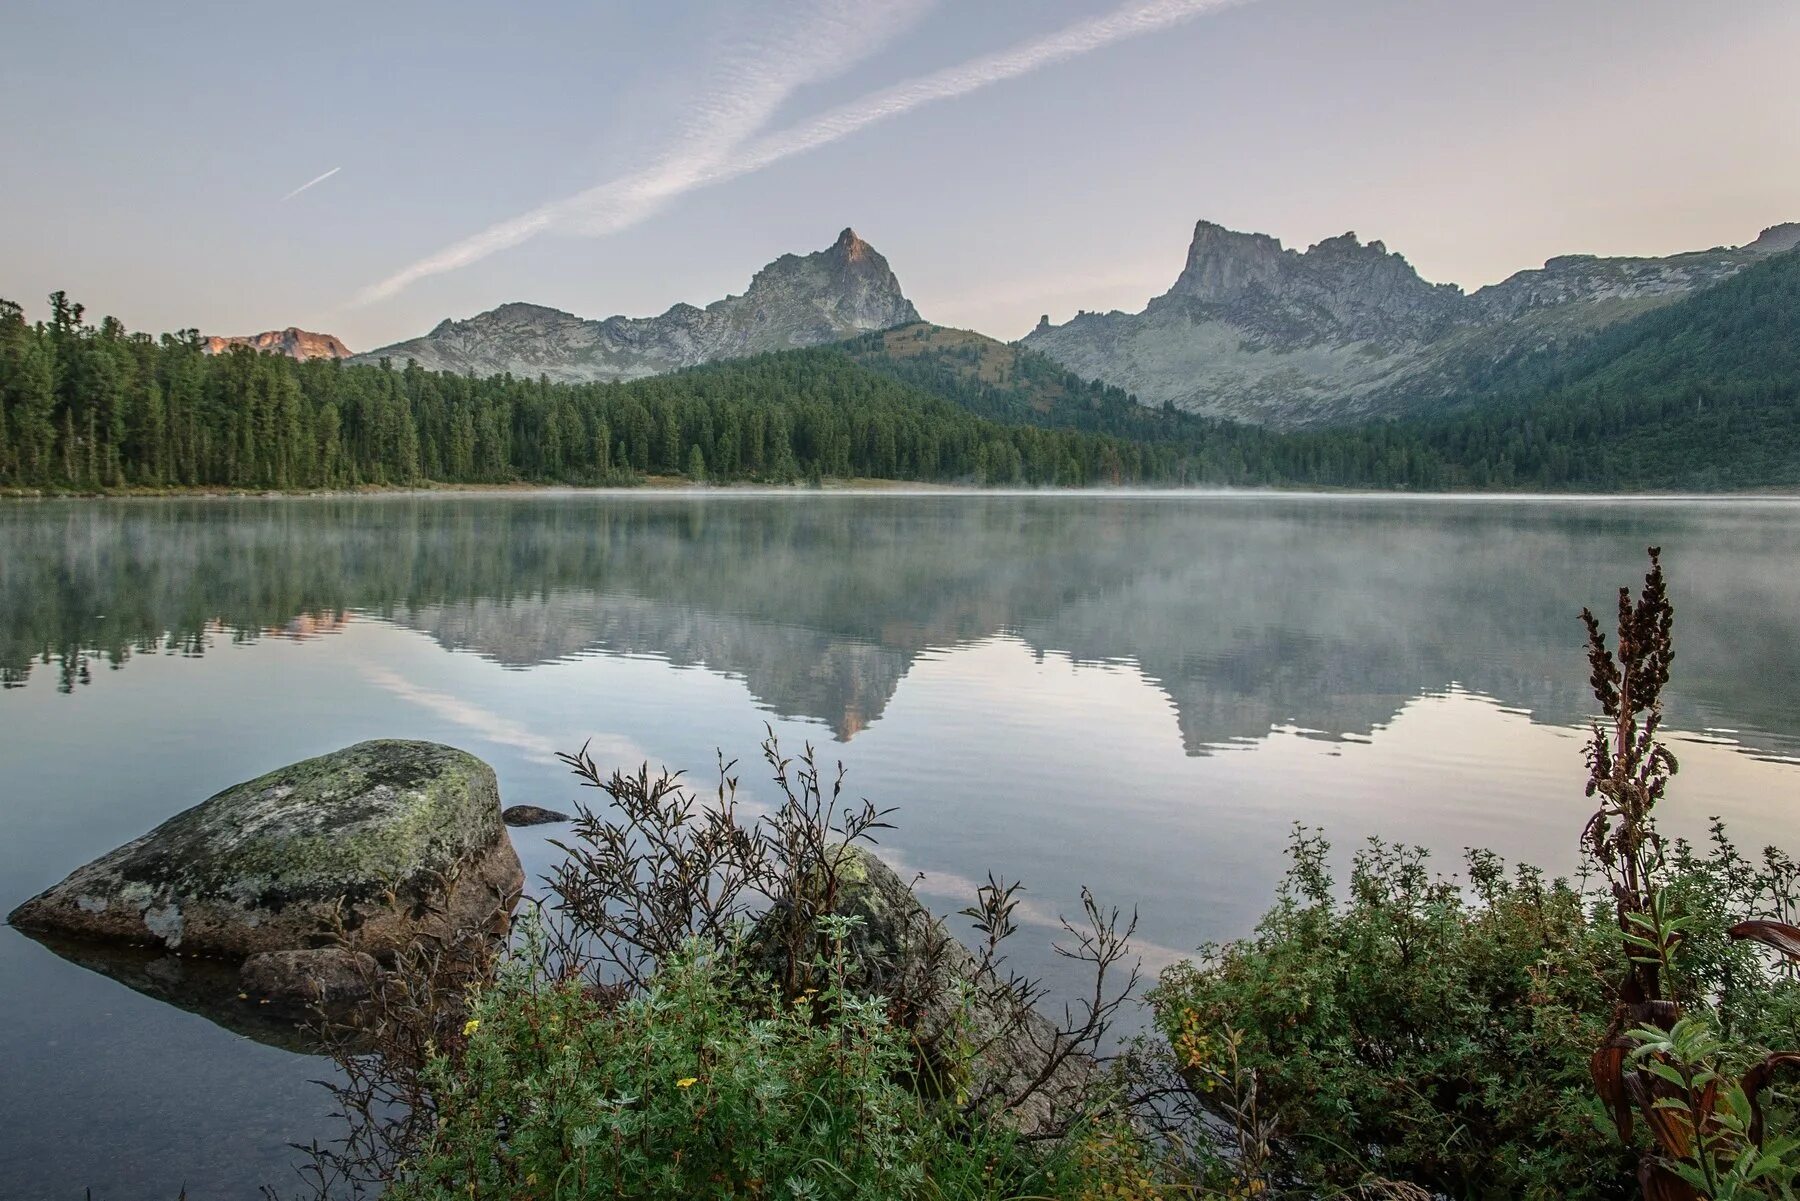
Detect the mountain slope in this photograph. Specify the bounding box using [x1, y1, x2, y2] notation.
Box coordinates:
[841, 322, 1212, 440]
[353, 228, 920, 382]
[1023, 220, 1799, 427]
[1415, 240, 1800, 489]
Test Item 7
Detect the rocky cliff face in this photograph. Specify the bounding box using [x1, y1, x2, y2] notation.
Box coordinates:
[353, 228, 921, 382]
[202, 328, 352, 361]
[1024, 220, 1797, 426]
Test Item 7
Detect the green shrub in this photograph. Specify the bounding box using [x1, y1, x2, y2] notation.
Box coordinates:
[1150, 829, 1628, 1199]
[1146, 825, 1800, 1201]
[387, 920, 1142, 1201]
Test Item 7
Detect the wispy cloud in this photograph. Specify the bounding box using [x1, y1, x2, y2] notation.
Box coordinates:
[282, 165, 341, 202]
[354, 0, 936, 305]
[355, 0, 1250, 305]
[708, 0, 1252, 199]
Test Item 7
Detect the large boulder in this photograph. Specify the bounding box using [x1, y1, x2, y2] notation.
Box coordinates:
[7, 740, 523, 963]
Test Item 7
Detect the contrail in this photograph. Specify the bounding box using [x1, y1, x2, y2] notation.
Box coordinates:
[703, 0, 1254, 202]
[356, 0, 1251, 305]
[355, 0, 936, 305]
[281, 166, 341, 202]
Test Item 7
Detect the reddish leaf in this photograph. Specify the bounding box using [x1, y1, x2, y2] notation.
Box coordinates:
[1626, 1000, 1681, 1029]
[1592, 1043, 1633, 1141]
[1742, 1050, 1800, 1145]
[1728, 920, 1800, 961]
[1695, 1077, 1720, 1139]
[1625, 1069, 1693, 1158]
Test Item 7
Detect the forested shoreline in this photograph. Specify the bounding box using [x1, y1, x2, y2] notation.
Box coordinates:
[0, 294, 1187, 492]
[4, 246, 1797, 495]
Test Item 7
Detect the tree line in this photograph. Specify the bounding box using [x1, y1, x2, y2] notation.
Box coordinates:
[0, 295, 1187, 491]
[4, 248, 1796, 494]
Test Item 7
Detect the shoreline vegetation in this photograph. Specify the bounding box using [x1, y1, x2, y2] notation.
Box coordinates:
[6, 479, 1800, 502]
[209, 550, 1795, 1201]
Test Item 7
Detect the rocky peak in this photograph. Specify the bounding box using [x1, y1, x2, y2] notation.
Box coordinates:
[1155, 220, 1463, 345]
[1023, 214, 1793, 427]
[740, 226, 921, 332]
[485, 302, 573, 323]
[353, 228, 921, 383]
[834, 226, 871, 261]
[202, 327, 351, 361]
[1166, 221, 1290, 304]
[1749, 223, 1800, 256]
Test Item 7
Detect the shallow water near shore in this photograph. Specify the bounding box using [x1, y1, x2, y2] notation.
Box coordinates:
[3, 491, 1799, 1199]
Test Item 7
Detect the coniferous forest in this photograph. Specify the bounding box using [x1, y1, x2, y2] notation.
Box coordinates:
[0, 294, 1182, 490]
[2, 241, 1797, 494]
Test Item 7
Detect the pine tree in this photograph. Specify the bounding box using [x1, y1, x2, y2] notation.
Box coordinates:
[6, 342, 56, 484]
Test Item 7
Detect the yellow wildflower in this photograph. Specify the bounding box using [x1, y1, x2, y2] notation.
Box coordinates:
[676, 1076, 699, 1089]
[462, 1018, 480, 1037]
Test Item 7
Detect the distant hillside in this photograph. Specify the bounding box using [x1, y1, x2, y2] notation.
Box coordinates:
[352, 228, 920, 383]
[841, 322, 1209, 441]
[1397, 239, 1800, 489]
[202, 328, 350, 361]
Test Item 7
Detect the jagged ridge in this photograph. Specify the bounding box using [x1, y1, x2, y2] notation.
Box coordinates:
[202, 328, 352, 361]
[1023, 220, 1799, 426]
[352, 228, 920, 383]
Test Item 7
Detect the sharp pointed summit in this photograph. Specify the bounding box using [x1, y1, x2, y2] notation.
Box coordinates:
[353, 229, 921, 383]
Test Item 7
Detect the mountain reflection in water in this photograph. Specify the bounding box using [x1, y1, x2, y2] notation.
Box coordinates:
[4, 493, 1797, 761]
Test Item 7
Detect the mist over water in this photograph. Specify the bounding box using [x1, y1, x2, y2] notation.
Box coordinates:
[3, 492, 1798, 1198]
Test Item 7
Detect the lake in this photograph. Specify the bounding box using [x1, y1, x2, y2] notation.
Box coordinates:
[3, 491, 1798, 1199]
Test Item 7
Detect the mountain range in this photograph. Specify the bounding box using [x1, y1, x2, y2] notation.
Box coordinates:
[1023, 220, 1800, 425]
[212, 216, 1798, 430]
[345, 227, 918, 382]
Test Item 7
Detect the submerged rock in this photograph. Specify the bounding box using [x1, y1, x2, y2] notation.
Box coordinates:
[18, 932, 324, 1052]
[240, 947, 381, 1011]
[8, 740, 523, 963]
[502, 804, 572, 826]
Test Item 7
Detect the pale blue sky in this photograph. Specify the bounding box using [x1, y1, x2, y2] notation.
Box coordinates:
[3, 0, 1796, 350]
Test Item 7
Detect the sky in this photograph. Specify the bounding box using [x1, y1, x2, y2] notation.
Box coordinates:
[2, 0, 1796, 351]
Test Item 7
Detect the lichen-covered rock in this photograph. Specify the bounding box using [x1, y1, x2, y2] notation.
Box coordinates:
[7, 740, 523, 961]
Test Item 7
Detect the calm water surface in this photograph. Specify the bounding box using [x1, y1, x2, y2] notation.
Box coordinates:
[2, 492, 1798, 1199]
